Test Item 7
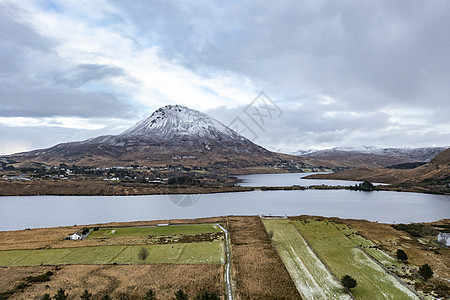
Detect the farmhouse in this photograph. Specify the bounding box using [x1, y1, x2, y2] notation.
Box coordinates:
[437, 232, 450, 246]
[66, 233, 82, 240]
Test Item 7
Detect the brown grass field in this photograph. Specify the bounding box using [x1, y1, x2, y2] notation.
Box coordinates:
[0, 217, 225, 251]
[0, 264, 223, 299]
[1, 216, 448, 299]
[344, 219, 450, 286]
[226, 216, 302, 300]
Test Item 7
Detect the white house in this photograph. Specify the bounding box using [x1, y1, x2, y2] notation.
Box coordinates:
[437, 232, 450, 246]
[68, 233, 82, 240]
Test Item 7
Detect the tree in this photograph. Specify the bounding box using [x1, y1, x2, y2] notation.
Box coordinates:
[418, 264, 433, 280]
[138, 247, 149, 263]
[341, 275, 357, 290]
[361, 181, 374, 191]
[41, 294, 51, 300]
[396, 249, 408, 261]
[144, 289, 157, 300]
[80, 289, 92, 300]
[194, 291, 219, 300]
[173, 289, 188, 300]
[53, 288, 68, 300]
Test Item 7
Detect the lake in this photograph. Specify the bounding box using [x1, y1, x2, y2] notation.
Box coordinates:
[1, 189, 449, 231]
[236, 172, 383, 187]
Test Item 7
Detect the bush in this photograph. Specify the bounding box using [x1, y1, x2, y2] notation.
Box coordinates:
[80, 289, 92, 300]
[396, 249, 408, 261]
[352, 181, 374, 191]
[25, 271, 54, 283]
[194, 291, 219, 300]
[173, 290, 188, 300]
[138, 247, 149, 263]
[144, 289, 157, 300]
[41, 294, 51, 300]
[53, 288, 68, 300]
[418, 264, 433, 280]
[341, 275, 357, 290]
[392, 223, 438, 237]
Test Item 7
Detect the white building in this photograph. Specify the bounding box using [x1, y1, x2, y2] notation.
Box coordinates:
[437, 233, 450, 246]
[68, 233, 82, 240]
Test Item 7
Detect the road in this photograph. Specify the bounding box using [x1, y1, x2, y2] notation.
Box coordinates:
[217, 223, 234, 300]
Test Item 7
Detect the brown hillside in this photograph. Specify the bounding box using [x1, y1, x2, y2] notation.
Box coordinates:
[305, 148, 450, 184]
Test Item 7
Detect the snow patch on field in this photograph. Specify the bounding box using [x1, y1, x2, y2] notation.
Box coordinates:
[263, 219, 351, 300]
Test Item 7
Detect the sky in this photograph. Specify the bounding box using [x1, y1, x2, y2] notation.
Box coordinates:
[1, 0, 449, 155]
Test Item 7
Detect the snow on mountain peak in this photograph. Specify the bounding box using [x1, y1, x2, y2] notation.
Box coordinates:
[121, 104, 243, 142]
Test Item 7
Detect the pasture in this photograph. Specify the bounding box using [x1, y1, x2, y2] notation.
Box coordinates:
[87, 223, 221, 239]
[294, 219, 419, 300]
[262, 218, 351, 299]
[0, 241, 224, 266]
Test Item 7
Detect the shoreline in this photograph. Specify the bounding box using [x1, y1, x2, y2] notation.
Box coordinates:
[1, 179, 449, 196]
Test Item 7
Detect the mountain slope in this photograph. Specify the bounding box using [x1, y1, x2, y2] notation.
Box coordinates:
[8, 105, 290, 168]
[295, 146, 447, 168]
[305, 148, 450, 185]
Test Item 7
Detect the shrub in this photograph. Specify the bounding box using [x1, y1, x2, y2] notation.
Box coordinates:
[392, 224, 438, 237]
[396, 249, 408, 261]
[341, 275, 357, 290]
[138, 247, 149, 263]
[80, 289, 92, 300]
[194, 291, 219, 300]
[53, 288, 68, 300]
[41, 294, 51, 300]
[144, 289, 157, 300]
[418, 264, 433, 280]
[173, 289, 188, 300]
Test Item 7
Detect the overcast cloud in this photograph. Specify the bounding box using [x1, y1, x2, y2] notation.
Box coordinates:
[1, 0, 449, 154]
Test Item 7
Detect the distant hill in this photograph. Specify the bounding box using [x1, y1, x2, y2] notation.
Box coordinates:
[305, 148, 450, 185]
[294, 146, 447, 168]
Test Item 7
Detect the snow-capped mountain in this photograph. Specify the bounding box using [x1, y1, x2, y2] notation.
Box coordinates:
[298, 146, 447, 161]
[11, 105, 278, 167]
[291, 145, 448, 168]
[122, 105, 242, 141]
[91, 105, 252, 147]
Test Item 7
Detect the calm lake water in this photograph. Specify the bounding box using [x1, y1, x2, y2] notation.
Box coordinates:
[1, 189, 449, 231]
[236, 172, 381, 187]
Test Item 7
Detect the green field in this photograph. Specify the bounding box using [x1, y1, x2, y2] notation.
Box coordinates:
[0, 241, 224, 266]
[294, 219, 419, 300]
[262, 219, 351, 299]
[87, 224, 221, 239]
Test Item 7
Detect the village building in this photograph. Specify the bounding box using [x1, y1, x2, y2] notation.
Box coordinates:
[437, 232, 450, 246]
[67, 233, 82, 240]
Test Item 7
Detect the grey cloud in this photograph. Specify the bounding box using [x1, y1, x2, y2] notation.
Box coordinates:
[0, 3, 139, 119]
[114, 1, 450, 109]
[207, 103, 447, 150]
[0, 81, 135, 118]
[0, 3, 56, 75]
[53, 64, 129, 88]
